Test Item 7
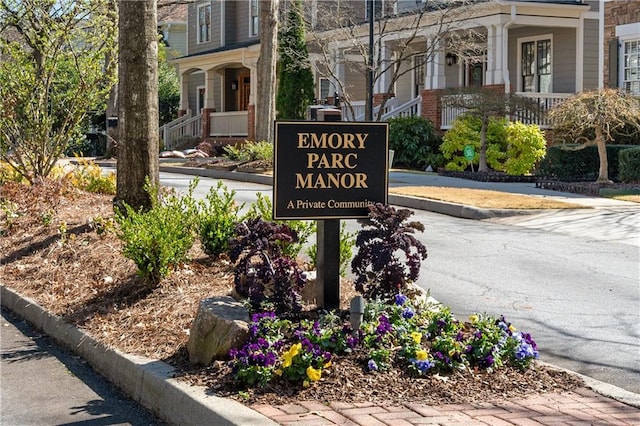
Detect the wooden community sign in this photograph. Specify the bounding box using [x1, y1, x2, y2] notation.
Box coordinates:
[273, 121, 389, 220]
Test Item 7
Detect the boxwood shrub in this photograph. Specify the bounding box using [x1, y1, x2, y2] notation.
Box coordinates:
[618, 147, 640, 182]
[537, 145, 632, 182]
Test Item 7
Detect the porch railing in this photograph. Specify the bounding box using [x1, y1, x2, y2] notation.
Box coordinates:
[381, 96, 421, 121]
[341, 101, 366, 121]
[209, 111, 248, 137]
[440, 92, 572, 129]
[160, 112, 202, 150]
[344, 98, 399, 121]
[513, 92, 572, 128]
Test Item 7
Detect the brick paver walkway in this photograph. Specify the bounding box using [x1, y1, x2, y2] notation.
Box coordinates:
[252, 387, 640, 425]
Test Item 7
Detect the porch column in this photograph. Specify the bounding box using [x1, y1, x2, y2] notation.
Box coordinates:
[248, 62, 258, 139]
[179, 71, 190, 116]
[424, 37, 434, 89]
[432, 46, 446, 89]
[375, 43, 392, 94]
[201, 68, 217, 138]
[485, 25, 497, 86]
[575, 15, 584, 92]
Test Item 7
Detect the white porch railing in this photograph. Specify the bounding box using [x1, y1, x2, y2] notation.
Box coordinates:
[160, 112, 202, 149]
[513, 92, 572, 128]
[341, 101, 366, 121]
[209, 111, 248, 137]
[381, 96, 421, 121]
[344, 98, 400, 121]
[440, 92, 572, 129]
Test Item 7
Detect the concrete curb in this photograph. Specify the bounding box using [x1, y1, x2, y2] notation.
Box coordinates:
[0, 285, 278, 426]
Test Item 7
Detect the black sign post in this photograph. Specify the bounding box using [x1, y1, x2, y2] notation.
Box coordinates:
[273, 119, 388, 310]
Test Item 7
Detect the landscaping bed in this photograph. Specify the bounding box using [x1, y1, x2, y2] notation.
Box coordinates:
[0, 179, 584, 407]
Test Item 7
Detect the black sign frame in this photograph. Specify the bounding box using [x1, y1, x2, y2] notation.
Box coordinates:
[273, 121, 389, 220]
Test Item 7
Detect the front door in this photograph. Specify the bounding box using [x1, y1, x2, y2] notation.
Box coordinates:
[239, 74, 250, 111]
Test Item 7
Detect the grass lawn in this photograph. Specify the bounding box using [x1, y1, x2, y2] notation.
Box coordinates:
[389, 186, 589, 210]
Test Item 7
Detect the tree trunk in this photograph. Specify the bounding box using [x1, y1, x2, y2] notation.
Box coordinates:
[595, 126, 611, 183]
[478, 116, 489, 172]
[115, 0, 160, 211]
[255, 0, 279, 142]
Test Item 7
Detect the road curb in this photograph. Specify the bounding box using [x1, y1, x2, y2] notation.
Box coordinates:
[0, 285, 278, 426]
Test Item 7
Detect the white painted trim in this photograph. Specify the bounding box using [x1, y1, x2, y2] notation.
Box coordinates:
[220, 0, 225, 46]
[249, 0, 259, 38]
[196, 3, 211, 44]
[516, 34, 554, 93]
[196, 85, 205, 113]
[576, 13, 584, 92]
[598, 2, 604, 89]
[616, 22, 640, 39]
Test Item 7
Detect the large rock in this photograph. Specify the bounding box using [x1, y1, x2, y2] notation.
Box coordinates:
[187, 296, 250, 365]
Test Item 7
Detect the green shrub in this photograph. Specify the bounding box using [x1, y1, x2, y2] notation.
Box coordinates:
[441, 116, 545, 175]
[305, 221, 355, 276]
[618, 147, 640, 182]
[538, 145, 629, 181]
[440, 115, 507, 171]
[197, 181, 246, 257]
[67, 157, 116, 195]
[387, 116, 440, 169]
[246, 192, 316, 260]
[222, 144, 244, 160]
[243, 140, 273, 162]
[502, 121, 547, 175]
[115, 179, 198, 285]
[223, 140, 274, 163]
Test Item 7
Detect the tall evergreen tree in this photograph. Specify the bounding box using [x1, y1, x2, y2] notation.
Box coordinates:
[276, 0, 315, 120]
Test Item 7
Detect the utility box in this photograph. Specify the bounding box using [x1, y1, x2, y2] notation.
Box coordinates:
[307, 105, 342, 121]
[317, 107, 342, 122]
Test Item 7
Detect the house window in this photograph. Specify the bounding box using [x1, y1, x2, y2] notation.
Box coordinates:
[520, 37, 552, 93]
[197, 3, 211, 44]
[365, 0, 383, 20]
[250, 0, 259, 36]
[622, 39, 639, 95]
[319, 78, 331, 102]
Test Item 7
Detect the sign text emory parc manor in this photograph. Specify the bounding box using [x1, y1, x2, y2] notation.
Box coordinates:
[273, 121, 388, 220]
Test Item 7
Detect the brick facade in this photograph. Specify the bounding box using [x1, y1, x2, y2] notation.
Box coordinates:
[200, 107, 215, 137]
[247, 104, 256, 141]
[603, 0, 640, 88]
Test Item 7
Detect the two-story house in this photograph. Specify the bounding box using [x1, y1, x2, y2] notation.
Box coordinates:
[167, 0, 636, 147]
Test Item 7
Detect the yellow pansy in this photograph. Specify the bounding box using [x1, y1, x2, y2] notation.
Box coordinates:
[282, 343, 302, 368]
[324, 360, 332, 369]
[411, 331, 422, 345]
[306, 366, 322, 382]
[416, 349, 428, 361]
[509, 324, 517, 332]
[469, 314, 479, 323]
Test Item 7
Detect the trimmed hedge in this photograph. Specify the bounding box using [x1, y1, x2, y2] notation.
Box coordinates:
[537, 145, 633, 182]
[618, 147, 640, 183]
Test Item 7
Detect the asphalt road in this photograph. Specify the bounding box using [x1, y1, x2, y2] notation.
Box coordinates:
[0, 308, 163, 426]
[156, 170, 640, 395]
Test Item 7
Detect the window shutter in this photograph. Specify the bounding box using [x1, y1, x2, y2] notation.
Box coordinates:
[608, 39, 619, 88]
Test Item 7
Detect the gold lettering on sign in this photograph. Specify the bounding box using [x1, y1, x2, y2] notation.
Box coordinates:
[295, 173, 368, 189]
[297, 133, 368, 149]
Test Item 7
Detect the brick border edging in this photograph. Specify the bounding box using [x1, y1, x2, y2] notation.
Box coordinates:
[0, 285, 277, 426]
